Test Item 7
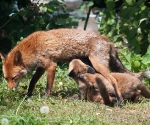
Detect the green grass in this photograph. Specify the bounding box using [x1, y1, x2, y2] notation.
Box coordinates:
[0, 66, 150, 125]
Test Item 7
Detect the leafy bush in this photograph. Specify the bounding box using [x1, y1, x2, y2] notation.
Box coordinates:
[0, 0, 78, 74]
[77, 0, 150, 74]
[98, 0, 150, 55]
[0, 0, 78, 49]
[120, 46, 150, 71]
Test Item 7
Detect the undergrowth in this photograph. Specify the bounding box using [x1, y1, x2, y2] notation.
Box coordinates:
[0, 61, 150, 125]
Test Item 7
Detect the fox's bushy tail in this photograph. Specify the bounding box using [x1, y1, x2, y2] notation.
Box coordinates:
[138, 82, 150, 98]
[109, 44, 150, 80]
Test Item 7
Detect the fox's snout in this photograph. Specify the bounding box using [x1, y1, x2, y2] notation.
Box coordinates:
[7, 82, 18, 91]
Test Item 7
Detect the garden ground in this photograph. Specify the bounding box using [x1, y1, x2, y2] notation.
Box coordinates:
[0, 67, 150, 125]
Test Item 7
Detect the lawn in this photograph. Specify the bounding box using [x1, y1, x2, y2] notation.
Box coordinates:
[0, 66, 150, 125]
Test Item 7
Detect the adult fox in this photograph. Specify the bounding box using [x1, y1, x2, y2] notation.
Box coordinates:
[68, 59, 150, 105]
[0, 28, 148, 105]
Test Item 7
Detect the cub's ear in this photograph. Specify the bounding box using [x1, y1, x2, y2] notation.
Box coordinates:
[87, 66, 95, 74]
[0, 52, 6, 63]
[68, 62, 75, 77]
[14, 50, 23, 66]
[68, 69, 75, 77]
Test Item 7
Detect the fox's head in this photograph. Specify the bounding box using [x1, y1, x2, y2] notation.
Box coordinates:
[0, 51, 27, 90]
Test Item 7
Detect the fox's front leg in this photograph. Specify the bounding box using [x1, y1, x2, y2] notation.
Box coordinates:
[27, 67, 45, 96]
[46, 62, 57, 95]
[88, 56, 124, 106]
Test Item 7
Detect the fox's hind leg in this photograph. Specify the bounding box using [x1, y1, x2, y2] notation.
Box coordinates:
[87, 38, 123, 105]
[88, 56, 123, 106]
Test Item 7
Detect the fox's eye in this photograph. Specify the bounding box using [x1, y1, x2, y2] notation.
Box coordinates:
[12, 76, 18, 80]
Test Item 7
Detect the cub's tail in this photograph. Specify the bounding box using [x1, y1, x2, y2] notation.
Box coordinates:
[132, 71, 150, 80]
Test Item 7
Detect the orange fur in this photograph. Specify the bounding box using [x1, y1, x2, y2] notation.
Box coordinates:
[0, 29, 148, 105]
[68, 59, 150, 105]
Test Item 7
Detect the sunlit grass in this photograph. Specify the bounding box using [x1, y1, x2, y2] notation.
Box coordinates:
[0, 66, 150, 125]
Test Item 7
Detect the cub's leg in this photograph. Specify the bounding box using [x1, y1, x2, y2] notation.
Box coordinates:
[131, 90, 141, 103]
[27, 67, 45, 96]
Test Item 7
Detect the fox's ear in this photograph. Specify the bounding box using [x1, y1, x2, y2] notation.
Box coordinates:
[0, 52, 6, 63]
[87, 66, 95, 74]
[14, 51, 23, 66]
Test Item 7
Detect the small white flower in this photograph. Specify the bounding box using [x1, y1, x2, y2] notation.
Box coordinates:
[1, 118, 9, 125]
[70, 119, 73, 123]
[27, 98, 32, 103]
[40, 106, 50, 114]
[59, 82, 63, 85]
[96, 113, 100, 116]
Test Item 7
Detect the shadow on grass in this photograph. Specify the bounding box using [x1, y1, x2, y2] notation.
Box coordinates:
[52, 88, 79, 98]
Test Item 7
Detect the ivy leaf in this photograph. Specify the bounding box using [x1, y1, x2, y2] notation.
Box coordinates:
[120, 8, 133, 19]
[124, 64, 131, 70]
[127, 28, 137, 40]
[105, 0, 115, 10]
[42, 6, 47, 12]
[77, 1, 93, 14]
[46, 23, 50, 30]
[86, 1, 94, 7]
[125, 0, 136, 6]
[77, 3, 86, 14]
[125, 53, 131, 63]
[68, 17, 78, 26]
[142, 54, 150, 65]
[47, 8, 53, 13]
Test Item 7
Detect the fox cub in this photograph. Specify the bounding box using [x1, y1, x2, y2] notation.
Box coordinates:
[68, 59, 150, 105]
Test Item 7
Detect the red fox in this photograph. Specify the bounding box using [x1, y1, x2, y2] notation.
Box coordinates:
[0, 28, 149, 105]
[68, 59, 150, 105]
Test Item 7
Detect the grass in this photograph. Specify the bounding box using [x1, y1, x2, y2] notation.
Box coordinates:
[0, 66, 150, 125]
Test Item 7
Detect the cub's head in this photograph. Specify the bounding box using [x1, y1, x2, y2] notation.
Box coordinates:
[0, 50, 27, 91]
[68, 59, 95, 79]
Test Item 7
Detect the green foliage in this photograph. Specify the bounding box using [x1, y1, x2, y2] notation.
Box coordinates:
[77, 1, 94, 14]
[1, 67, 150, 125]
[52, 63, 79, 98]
[0, 0, 78, 74]
[98, 0, 150, 55]
[0, 0, 78, 51]
[117, 43, 150, 74]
